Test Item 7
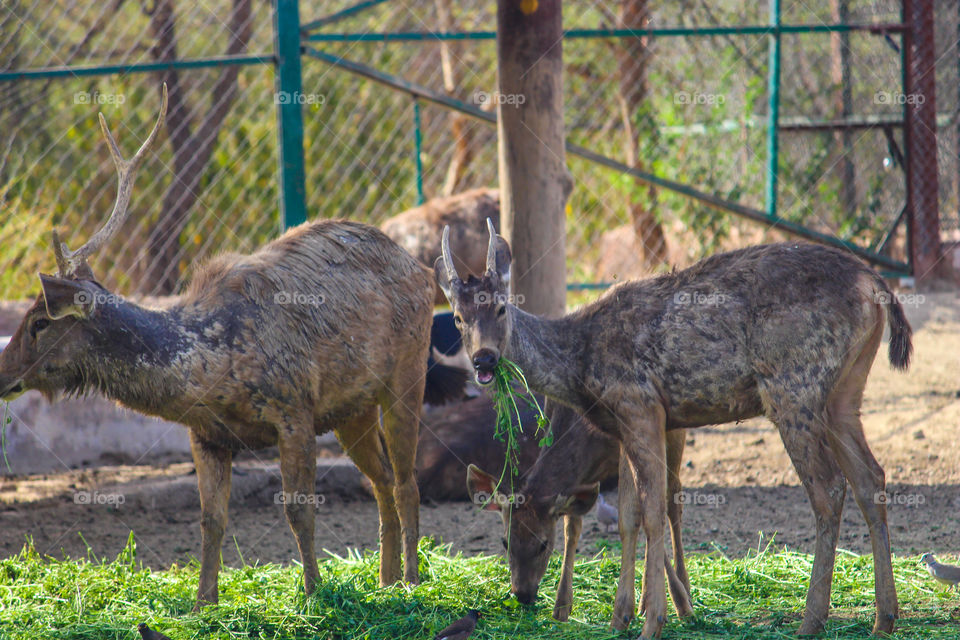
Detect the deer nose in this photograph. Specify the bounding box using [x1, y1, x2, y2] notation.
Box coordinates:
[472, 349, 498, 372]
[512, 587, 537, 605]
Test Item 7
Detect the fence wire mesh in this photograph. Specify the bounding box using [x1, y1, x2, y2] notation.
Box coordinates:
[1, 0, 956, 299]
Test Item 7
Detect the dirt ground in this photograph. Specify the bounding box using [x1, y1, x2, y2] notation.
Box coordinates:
[1, 292, 959, 571]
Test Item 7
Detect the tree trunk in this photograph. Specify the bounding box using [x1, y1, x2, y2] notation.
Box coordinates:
[496, 0, 570, 318]
[141, 0, 252, 294]
[436, 0, 476, 196]
[616, 0, 667, 270]
[830, 0, 856, 217]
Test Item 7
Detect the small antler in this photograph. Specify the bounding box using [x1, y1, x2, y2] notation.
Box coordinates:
[441, 225, 460, 282]
[484, 217, 498, 274]
[53, 83, 168, 277]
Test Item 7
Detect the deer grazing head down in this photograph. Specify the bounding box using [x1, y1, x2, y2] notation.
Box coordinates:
[0, 85, 167, 402]
[434, 219, 513, 386]
[466, 464, 598, 604]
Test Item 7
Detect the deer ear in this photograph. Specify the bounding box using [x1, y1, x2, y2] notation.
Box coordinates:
[434, 256, 455, 303]
[466, 464, 501, 511]
[552, 483, 600, 516]
[38, 274, 97, 320]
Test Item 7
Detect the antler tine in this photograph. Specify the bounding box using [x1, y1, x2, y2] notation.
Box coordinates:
[58, 83, 168, 272]
[441, 225, 459, 282]
[484, 217, 497, 274]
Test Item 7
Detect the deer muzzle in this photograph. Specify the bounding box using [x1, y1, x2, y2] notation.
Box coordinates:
[472, 348, 498, 385]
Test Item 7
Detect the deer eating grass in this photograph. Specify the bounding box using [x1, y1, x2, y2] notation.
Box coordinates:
[436, 220, 911, 638]
[466, 404, 692, 622]
[0, 86, 444, 607]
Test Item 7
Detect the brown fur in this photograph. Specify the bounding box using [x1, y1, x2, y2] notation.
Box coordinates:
[0, 220, 433, 606]
[437, 234, 912, 638]
[381, 188, 499, 303]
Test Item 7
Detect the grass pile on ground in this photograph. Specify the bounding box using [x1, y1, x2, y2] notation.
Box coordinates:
[0, 534, 956, 639]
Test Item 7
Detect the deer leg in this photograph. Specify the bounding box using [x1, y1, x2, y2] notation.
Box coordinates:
[613, 449, 640, 630]
[277, 418, 320, 596]
[336, 407, 402, 585]
[553, 514, 582, 621]
[770, 403, 846, 636]
[622, 406, 669, 640]
[381, 375, 423, 584]
[665, 428, 693, 613]
[189, 432, 232, 609]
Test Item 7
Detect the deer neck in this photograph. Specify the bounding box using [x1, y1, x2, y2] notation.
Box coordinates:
[506, 306, 582, 403]
[75, 298, 197, 415]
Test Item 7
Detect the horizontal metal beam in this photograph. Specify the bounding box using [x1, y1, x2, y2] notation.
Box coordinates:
[302, 46, 909, 274]
[301, 0, 392, 32]
[305, 23, 908, 41]
[0, 53, 275, 82]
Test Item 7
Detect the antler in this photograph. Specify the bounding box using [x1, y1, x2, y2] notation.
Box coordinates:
[484, 217, 497, 274]
[441, 225, 460, 282]
[53, 83, 168, 277]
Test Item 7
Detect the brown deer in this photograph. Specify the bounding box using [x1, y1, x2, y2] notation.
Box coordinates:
[436, 221, 911, 638]
[0, 86, 440, 606]
[381, 188, 499, 303]
[466, 403, 691, 622]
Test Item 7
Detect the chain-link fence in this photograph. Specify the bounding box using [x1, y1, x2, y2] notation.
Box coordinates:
[1, 0, 956, 299]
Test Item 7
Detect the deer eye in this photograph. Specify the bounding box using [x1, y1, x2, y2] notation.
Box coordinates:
[30, 318, 50, 339]
[539, 540, 549, 553]
[497, 306, 506, 317]
[454, 315, 463, 327]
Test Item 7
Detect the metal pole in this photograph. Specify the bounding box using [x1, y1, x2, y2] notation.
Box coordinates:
[413, 97, 425, 205]
[765, 0, 781, 217]
[274, 0, 308, 229]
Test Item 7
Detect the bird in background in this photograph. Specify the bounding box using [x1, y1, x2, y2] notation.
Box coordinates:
[433, 609, 480, 640]
[920, 553, 960, 590]
[596, 492, 618, 533]
[137, 623, 174, 640]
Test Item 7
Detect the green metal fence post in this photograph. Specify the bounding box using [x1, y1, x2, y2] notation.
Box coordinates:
[765, 0, 781, 218]
[413, 97, 425, 205]
[274, 0, 308, 229]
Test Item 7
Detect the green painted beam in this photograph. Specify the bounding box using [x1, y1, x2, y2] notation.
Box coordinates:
[304, 23, 908, 41]
[273, 0, 308, 229]
[302, 46, 909, 274]
[0, 54, 274, 83]
[301, 0, 391, 32]
[765, 0, 782, 217]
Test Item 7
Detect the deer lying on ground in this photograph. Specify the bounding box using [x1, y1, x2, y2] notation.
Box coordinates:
[0, 86, 441, 606]
[436, 220, 911, 638]
[466, 403, 691, 622]
[381, 188, 499, 303]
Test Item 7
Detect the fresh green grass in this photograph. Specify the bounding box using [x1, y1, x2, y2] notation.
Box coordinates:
[0, 535, 956, 639]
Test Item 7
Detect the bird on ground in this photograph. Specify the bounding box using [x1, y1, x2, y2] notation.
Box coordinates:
[433, 609, 480, 640]
[920, 553, 960, 590]
[137, 623, 174, 640]
[596, 492, 618, 533]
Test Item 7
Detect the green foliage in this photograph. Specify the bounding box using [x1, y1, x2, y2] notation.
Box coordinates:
[0, 536, 955, 639]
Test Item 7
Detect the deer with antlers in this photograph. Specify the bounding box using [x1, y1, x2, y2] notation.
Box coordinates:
[436, 220, 911, 638]
[0, 86, 446, 606]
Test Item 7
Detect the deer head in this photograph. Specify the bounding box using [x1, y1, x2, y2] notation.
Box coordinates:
[434, 218, 513, 386]
[466, 464, 598, 604]
[0, 85, 167, 402]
